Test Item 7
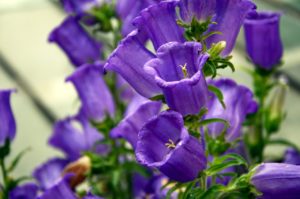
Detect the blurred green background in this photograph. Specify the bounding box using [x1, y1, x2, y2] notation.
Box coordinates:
[0, 0, 299, 177]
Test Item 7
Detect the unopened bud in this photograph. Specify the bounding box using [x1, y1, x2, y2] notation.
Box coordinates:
[265, 76, 288, 133]
[62, 156, 91, 188]
[208, 41, 226, 58]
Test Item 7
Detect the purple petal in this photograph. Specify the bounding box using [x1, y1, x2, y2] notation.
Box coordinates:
[179, 0, 216, 22]
[116, 75, 135, 104]
[145, 42, 209, 116]
[205, 78, 257, 141]
[0, 89, 16, 147]
[136, 111, 207, 182]
[9, 183, 38, 199]
[110, 94, 161, 148]
[133, 1, 184, 50]
[60, 0, 101, 14]
[244, 11, 283, 69]
[206, 0, 256, 56]
[284, 148, 300, 165]
[49, 16, 102, 67]
[251, 163, 300, 198]
[49, 112, 104, 160]
[33, 158, 69, 190]
[38, 174, 77, 199]
[66, 64, 115, 122]
[116, 0, 159, 36]
[104, 30, 161, 98]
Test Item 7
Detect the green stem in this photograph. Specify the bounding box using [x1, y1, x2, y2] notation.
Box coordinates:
[0, 159, 8, 199]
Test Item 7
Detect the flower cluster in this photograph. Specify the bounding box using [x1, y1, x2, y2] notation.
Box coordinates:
[1, 0, 298, 199]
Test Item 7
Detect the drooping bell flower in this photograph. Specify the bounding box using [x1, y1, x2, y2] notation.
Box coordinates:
[251, 163, 300, 198]
[33, 158, 69, 190]
[104, 30, 161, 98]
[145, 42, 209, 116]
[204, 79, 257, 141]
[133, 173, 177, 198]
[178, 0, 256, 57]
[136, 111, 207, 182]
[116, 75, 135, 104]
[60, 0, 108, 15]
[38, 175, 77, 199]
[133, 1, 185, 50]
[110, 94, 161, 148]
[49, 16, 102, 67]
[0, 89, 16, 147]
[9, 183, 38, 199]
[48, 111, 104, 160]
[284, 148, 300, 165]
[244, 11, 283, 70]
[116, 0, 160, 36]
[66, 64, 115, 122]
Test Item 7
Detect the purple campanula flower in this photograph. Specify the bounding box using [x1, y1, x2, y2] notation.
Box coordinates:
[49, 111, 104, 160]
[49, 16, 102, 67]
[136, 111, 207, 182]
[33, 158, 69, 190]
[116, 75, 135, 104]
[284, 148, 300, 165]
[145, 42, 209, 116]
[116, 0, 160, 36]
[251, 163, 300, 199]
[38, 175, 77, 199]
[133, 1, 184, 50]
[204, 79, 257, 141]
[60, 0, 108, 15]
[104, 30, 161, 98]
[179, 0, 256, 57]
[110, 94, 161, 149]
[133, 173, 177, 198]
[0, 89, 16, 147]
[244, 11, 283, 70]
[66, 64, 115, 122]
[9, 183, 38, 199]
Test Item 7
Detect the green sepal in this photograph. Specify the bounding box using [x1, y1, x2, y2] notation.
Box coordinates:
[88, 3, 116, 32]
[208, 84, 226, 109]
[0, 139, 11, 159]
[150, 94, 166, 103]
[91, 115, 115, 136]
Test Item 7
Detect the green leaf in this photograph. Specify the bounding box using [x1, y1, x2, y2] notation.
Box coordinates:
[199, 184, 225, 199]
[208, 85, 226, 109]
[166, 183, 184, 199]
[206, 153, 248, 176]
[267, 139, 299, 151]
[199, 118, 229, 132]
[7, 147, 31, 172]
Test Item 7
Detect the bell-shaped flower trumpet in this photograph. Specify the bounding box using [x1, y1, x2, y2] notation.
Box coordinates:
[204, 79, 258, 142]
[49, 16, 102, 67]
[110, 94, 162, 149]
[179, 0, 256, 57]
[104, 30, 161, 98]
[133, 1, 185, 50]
[66, 64, 115, 122]
[251, 163, 300, 199]
[244, 11, 283, 70]
[136, 111, 207, 182]
[145, 42, 209, 116]
[0, 89, 16, 147]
